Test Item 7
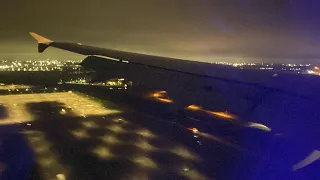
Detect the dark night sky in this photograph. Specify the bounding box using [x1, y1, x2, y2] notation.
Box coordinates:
[1, 0, 320, 63]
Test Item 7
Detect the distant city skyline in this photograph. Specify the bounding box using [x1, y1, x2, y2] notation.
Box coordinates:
[0, 55, 320, 66]
[1, 59, 319, 76]
[1, 0, 320, 63]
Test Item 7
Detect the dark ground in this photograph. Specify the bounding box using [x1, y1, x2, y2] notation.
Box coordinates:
[0, 72, 315, 180]
[0, 87, 290, 180]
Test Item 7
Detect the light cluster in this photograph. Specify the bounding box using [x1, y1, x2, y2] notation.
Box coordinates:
[0, 59, 82, 72]
[213, 62, 317, 74]
[0, 92, 120, 124]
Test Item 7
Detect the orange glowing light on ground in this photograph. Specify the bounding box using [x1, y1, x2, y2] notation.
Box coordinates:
[157, 98, 173, 103]
[152, 91, 166, 97]
[150, 91, 173, 103]
[186, 104, 202, 111]
[314, 66, 319, 70]
[209, 111, 237, 120]
[186, 104, 237, 120]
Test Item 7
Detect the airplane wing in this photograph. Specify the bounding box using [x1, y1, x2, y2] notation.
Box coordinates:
[29, 32, 320, 127]
[29, 32, 319, 95]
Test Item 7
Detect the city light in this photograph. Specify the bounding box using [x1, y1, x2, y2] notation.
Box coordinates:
[0, 59, 82, 72]
[0, 59, 318, 76]
[0, 84, 32, 90]
[213, 62, 318, 75]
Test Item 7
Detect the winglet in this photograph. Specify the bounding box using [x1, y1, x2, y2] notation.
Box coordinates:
[29, 32, 53, 53]
[29, 32, 52, 44]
